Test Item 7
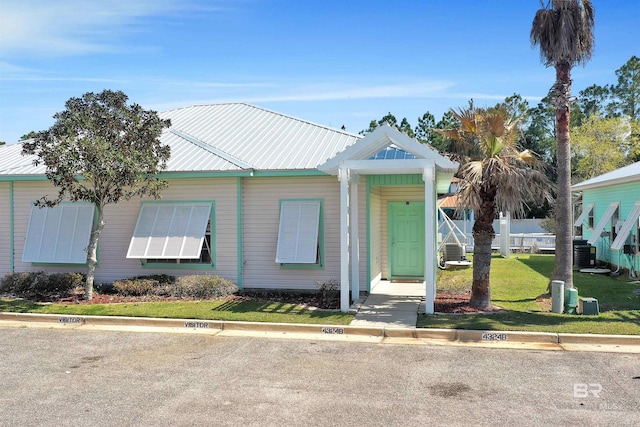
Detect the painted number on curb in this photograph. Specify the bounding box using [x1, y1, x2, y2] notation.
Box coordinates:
[184, 321, 209, 329]
[58, 317, 83, 324]
[482, 333, 508, 341]
[321, 327, 344, 334]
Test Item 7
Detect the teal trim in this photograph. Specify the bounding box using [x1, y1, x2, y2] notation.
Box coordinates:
[236, 177, 243, 289]
[252, 170, 328, 177]
[368, 174, 423, 186]
[280, 263, 324, 270]
[9, 181, 14, 272]
[138, 200, 217, 269]
[161, 171, 253, 179]
[140, 262, 216, 271]
[0, 176, 49, 182]
[1, 169, 329, 182]
[278, 198, 325, 269]
[366, 177, 371, 292]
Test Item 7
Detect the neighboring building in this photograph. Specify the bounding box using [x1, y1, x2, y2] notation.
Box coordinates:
[572, 161, 640, 275]
[0, 104, 458, 312]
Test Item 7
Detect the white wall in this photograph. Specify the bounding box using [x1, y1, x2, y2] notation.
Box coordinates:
[8, 178, 238, 283]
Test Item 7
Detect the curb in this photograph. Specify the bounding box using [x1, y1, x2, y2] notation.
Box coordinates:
[1, 312, 639, 350]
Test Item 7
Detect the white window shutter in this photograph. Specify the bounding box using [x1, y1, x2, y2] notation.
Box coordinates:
[587, 202, 620, 245]
[22, 204, 95, 263]
[611, 201, 640, 250]
[276, 201, 320, 263]
[573, 203, 594, 227]
[127, 203, 212, 259]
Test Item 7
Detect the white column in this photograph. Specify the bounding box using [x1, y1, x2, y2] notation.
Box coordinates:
[423, 164, 436, 314]
[350, 174, 360, 302]
[339, 166, 350, 312]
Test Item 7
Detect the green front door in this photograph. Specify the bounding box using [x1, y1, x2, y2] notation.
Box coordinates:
[388, 202, 425, 279]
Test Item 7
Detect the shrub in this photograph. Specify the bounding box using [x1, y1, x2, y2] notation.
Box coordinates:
[317, 279, 340, 306]
[0, 271, 84, 300]
[112, 278, 158, 296]
[171, 275, 238, 299]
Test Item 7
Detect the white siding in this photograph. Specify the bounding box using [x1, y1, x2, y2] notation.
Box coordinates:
[242, 176, 367, 292]
[0, 183, 10, 274]
[242, 176, 339, 290]
[10, 178, 238, 283]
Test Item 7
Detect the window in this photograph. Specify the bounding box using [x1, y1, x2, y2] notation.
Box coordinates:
[611, 206, 620, 242]
[574, 203, 594, 228]
[275, 200, 323, 267]
[127, 202, 214, 267]
[587, 207, 595, 229]
[587, 202, 620, 245]
[22, 203, 95, 264]
[611, 201, 640, 251]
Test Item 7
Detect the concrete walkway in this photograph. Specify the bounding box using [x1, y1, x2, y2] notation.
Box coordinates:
[350, 281, 425, 328]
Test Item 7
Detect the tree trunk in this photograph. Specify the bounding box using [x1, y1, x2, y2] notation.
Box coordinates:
[470, 183, 497, 310]
[85, 205, 105, 300]
[552, 63, 574, 289]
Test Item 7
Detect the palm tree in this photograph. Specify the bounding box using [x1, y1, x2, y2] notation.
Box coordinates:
[531, 0, 595, 289]
[437, 103, 553, 309]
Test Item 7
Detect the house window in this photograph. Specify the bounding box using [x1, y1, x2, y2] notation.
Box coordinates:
[22, 203, 95, 264]
[275, 200, 323, 268]
[587, 207, 595, 229]
[587, 202, 620, 245]
[126, 202, 215, 268]
[611, 206, 620, 242]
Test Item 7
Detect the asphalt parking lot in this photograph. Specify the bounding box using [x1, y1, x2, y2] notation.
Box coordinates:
[1, 327, 638, 426]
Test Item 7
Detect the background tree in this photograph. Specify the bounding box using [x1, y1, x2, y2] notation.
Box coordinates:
[610, 55, 639, 120]
[437, 102, 553, 309]
[22, 90, 171, 299]
[578, 84, 612, 117]
[572, 115, 634, 180]
[20, 131, 39, 141]
[531, 0, 595, 290]
[414, 112, 437, 144]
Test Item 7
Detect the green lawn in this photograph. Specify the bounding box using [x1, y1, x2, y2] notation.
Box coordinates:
[0, 299, 353, 325]
[2, 255, 639, 334]
[419, 254, 640, 335]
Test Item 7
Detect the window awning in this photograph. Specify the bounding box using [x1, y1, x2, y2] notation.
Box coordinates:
[587, 202, 620, 245]
[573, 203, 594, 227]
[276, 201, 320, 263]
[127, 203, 212, 259]
[611, 201, 640, 250]
[22, 204, 95, 264]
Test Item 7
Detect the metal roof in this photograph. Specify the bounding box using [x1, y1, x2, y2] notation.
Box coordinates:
[159, 103, 360, 172]
[571, 161, 640, 191]
[0, 103, 361, 176]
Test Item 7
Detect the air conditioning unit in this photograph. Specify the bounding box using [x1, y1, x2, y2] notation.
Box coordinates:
[444, 243, 465, 262]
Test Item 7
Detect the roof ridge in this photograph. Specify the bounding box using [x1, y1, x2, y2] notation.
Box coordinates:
[161, 103, 361, 139]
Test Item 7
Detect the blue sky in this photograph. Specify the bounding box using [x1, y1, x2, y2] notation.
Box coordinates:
[1, 0, 638, 143]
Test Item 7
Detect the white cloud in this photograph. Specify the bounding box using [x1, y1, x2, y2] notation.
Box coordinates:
[0, 0, 189, 57]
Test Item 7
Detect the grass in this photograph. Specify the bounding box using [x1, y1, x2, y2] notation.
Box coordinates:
[1, 254, 639, 334]
[420, 254, 640, 335]
[0, 299, 353, 325]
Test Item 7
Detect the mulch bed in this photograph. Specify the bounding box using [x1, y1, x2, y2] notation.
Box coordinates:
[54, 290, 503, 314]
[433, 291, 504, 314]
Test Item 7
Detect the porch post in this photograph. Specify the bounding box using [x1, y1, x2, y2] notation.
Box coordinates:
[339, 165, 351, 312]
[350, 173, 360, 302]
[423, 164, 436, 314]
